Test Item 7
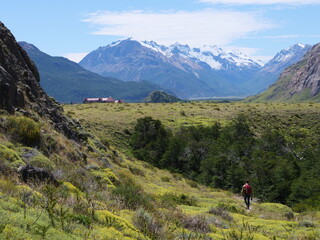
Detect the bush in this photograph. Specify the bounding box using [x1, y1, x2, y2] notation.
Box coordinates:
[160, 193, 198, 207]
[128, 166, 145, 176]
[161, 176, 171, 182]
[208, 206, 233, 222]
[298, 220, 316, 228]
[0, 144, 21, 163]
[133, 208, 161, 239]
[0, 144, 24, 172]
[112, 173, 153, 210]
[17, 147, 54, 170]
[254, 203, 294, 220]
[181, 214, 211, 233]
[29, 153, 54, 170]
[6, 116, 41, 146]
[216, 201, 244, 214]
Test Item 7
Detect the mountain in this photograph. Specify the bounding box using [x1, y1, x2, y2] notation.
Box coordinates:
[243, 43, 312, 94]
[79, 39, 264, 99]
[144, 90, 181, 103]
[246, 42, 320, 102]
[19, 42, 163, 103]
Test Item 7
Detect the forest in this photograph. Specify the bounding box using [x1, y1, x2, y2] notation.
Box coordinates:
[130, 114, 320, 211]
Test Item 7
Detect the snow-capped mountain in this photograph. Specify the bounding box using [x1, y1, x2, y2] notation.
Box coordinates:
[242, 43, 312, 94]
[79, 39, 311, 99]
[140, 40, 263, 71]
[79, 39, 264, 98]
[263, 43, 312, 72]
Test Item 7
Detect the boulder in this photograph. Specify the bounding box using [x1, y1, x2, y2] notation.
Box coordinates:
[18, 164, 59, 186]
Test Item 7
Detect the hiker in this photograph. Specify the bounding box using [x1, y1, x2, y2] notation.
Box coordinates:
[241, 180, 253, 210]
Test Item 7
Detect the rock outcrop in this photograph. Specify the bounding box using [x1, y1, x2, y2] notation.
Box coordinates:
[281, 43, 320, 96]
[0, 22, 78, 139]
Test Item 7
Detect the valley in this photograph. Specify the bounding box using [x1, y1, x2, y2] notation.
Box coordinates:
[1, 2, 320, 237]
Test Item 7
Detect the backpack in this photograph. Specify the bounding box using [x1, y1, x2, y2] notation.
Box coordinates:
[242, 184, 252, 195]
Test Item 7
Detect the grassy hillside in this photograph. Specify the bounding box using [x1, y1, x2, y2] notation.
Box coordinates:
[1, 103, 320, 239]
[64, 102, 320, 148]
[144, 91, 181, 103]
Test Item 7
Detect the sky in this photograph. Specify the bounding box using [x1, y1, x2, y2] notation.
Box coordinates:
[1, 0, 320, 63]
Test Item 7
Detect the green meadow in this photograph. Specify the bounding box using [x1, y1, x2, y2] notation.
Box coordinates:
[0, 102, 319, 239]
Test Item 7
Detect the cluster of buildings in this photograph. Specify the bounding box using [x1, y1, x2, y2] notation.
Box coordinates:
[83, 97, 124, 104]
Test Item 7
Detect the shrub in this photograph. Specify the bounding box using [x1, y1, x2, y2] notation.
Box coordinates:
[181, 214, 211, 233]
[68, 213, 92, 228]
[187, 180, 198, 188]
[0, 144, 24, 172]
[298, 220, 316, 228]
[180, 110, 186, 116]
[6, 116, 41, 146]
[160, 193, 198, 207]
[29, 153, 54, 170]
[128, 166, 145, 176]
[112, 173, 153, 210]
[161, 176, 171, 182]
[40, 133, 58, 155]
[17, 147, 54, 170]
[215, 201, 244, 214]
[133, 208, 162, 239]
[0, 144, 21, 163]
[254, 203, 294, 220]
[208, 206, 233, 222]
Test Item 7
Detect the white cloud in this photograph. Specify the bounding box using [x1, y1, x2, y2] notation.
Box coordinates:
[198, 0, 320, 5]
[63, 52, 88, 63]
[83, 9, 273, 47]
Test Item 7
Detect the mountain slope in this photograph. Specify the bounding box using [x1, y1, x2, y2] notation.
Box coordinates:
[19, 42, 163, 103]
[246, 42, 320, 102]
[243, 43, 312, 94]
[79, 39, 263, 98]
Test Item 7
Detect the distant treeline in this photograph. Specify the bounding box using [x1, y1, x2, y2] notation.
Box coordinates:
[130, 115, 320, 211]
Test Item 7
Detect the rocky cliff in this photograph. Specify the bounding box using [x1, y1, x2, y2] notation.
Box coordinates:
[282, 43, 320, 96]
[246, 42, 320, 102]
[0, 22, 78, 139]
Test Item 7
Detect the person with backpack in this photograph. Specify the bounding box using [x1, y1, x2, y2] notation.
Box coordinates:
[241, 180, 253, 210]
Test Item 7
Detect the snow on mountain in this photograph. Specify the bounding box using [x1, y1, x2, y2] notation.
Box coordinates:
[269, 43, 312, 65]
[138, 40, 263, 71]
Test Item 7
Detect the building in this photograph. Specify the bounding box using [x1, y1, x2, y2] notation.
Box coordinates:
[83, 97, 124, 104]
[83, 98, 100, 103]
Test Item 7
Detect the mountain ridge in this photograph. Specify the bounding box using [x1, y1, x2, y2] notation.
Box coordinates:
[79, 39, 263, 99]
[79, 39, 311, 99]
[19, 41, 165, 103]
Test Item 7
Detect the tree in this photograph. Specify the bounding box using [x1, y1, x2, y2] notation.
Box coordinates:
[130, 117, 169, 166]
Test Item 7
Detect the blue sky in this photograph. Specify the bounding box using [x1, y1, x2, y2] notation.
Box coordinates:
[1, 0, 320, 62]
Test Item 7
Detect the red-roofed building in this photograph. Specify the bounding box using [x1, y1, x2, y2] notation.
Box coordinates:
[100, 97, 115, 103]
[83, 97, 124, 104]
[83, 98, 100, 103]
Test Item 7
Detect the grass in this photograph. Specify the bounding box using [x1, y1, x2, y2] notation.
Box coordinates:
[64, 102, 320, 150]
[1, 102, 320, 239]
